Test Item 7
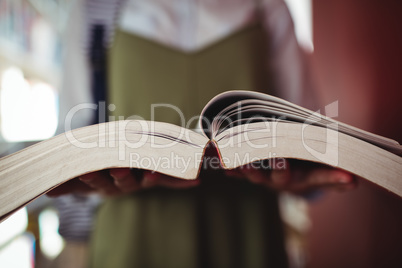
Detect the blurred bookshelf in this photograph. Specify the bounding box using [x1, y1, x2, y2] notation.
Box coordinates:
[0, 3, 75, 266]
[0, 0, 73, 85]
[0, 0, 74, 151]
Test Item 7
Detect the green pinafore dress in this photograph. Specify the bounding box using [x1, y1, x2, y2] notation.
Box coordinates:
[89, 23, 288, 268]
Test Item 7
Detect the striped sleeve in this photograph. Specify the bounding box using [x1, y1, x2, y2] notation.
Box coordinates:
[84, 0, 127, 50]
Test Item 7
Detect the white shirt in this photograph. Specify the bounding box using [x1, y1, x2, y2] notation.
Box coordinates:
[117, 0, 315, 108]
[120, 0, 260, 52]
[59, 0, 315, 132]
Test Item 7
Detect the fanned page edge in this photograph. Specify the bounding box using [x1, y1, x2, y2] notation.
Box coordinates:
[215, 122, 402, 197]
[200, 90, 402, 154]
[0, 120, 209, 223]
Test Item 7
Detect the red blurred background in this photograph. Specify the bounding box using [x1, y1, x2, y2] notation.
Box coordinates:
[309, 0, 402, 267]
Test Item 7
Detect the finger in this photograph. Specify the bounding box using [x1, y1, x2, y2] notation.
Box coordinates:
[110, 168, 141, 193]
[80, 171, 121, 196]
[239, 165, 269, 185]
[320, 170, 357, 192]
[141, 171, 160, 188]
[289, 169, 356, 193]
[142, 171, 200, 189]
[306, 169, 354, 186]
[270, 159, 291, 189]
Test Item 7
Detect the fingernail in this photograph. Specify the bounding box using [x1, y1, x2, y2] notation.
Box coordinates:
[337, 175, 353, 184]
[142, 172, 158, 188]
[331, 170, 353, 184]
[110, 168, 131, 179]
[80, 172, 97, 181]
[79, 176, 91, 182]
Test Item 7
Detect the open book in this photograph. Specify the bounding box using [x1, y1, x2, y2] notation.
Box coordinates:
[0, 90, 401, 222]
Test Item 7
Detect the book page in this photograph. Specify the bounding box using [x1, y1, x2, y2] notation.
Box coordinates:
[0, 120, 209, 222]
[201, 90, 402, 155]
[215, 121, 402, 197]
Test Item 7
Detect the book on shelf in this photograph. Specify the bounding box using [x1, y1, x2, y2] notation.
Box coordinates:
[0, 90, 401, 222]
